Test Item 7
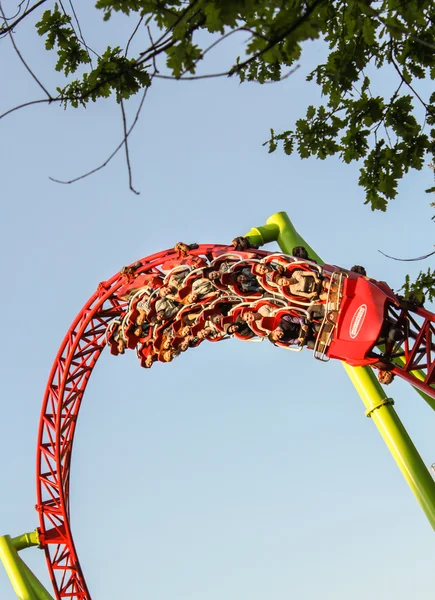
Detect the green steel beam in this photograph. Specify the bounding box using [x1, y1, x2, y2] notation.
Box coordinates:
[15, 557, 54, 600]
[245, 211, 435, 530]
[0, 532, 54, 600]
[0, 535, 39, 600]
[11, 532, 39, 553]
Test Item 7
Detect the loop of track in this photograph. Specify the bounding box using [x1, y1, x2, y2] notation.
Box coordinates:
[36, 245, 270, 600]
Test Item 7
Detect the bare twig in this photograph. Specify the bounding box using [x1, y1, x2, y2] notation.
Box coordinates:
[151, 0, 201, 51]
[0, 0, 46, 36]
[49, 84, 151, 185]
[378, 249, 435, 261]
[263, 64, 300, 82]
[1, 0, 26, 22]
[177, 28, 243, 79]
[239, 26, 270, 42]
[3, 0, 31, 24]
[0, 97, 53, 120]
[68, 0, 93, 65]
[126, 15, 144, 57]
[154, 65, 301, 83]
[0, 0, 52, 99]
[391, 53, 428, 110]
[154, 71, 230, 81]
[155, 59, 300, 83]
[120, 98, 139, 194]
[136, 37, 178, 67]
[146, 25, 159, 73]
[372, 79, 403, 138]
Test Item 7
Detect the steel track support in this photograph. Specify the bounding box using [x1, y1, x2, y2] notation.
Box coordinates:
[245, 211, 435, 530]
[0, 531, 54, 600]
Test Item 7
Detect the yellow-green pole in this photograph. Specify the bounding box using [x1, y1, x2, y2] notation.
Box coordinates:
[344, 364, 435, 525]
[15, 558, 54, 600]
[245, 211, 435, 529]
[10, 532, 40, 553]
[0, 532, 54, 600]
[0, 535, 39, 600]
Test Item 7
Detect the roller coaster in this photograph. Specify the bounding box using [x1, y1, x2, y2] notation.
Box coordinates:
[1, 212, 435, 600]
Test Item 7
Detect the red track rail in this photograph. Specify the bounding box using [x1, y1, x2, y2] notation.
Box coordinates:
[36, 245, 268, 600]
[383, 303, 435, 397]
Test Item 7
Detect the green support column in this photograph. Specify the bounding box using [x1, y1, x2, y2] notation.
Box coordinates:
[245, 211, 435, 530]
[0, 535, 39, 600]
[0, 531, 54, 600]
[344, 364, 435, 526]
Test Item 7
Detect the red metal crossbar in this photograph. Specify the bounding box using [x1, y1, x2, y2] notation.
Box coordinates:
[379, 303, 435, 397]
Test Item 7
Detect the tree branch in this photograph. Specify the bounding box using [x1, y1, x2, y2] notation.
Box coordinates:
[49, 84, 151, 185]
[360, 0, 435, 51]
[0, 0, 52, 99]
[0, 0, 46, 36]
[154, 71, 230, 81]
[151, 0, 201, 51]
[378, 249, 435, 261]
[229, 0, 327, 76]
[390, 53, 428, 110]
[125, 14, 144, 57]
[67, 0, 93, 65]
[120, 98, 139, 195]
[0, 97, 53, 120]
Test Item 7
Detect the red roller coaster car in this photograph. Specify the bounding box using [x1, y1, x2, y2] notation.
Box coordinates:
[318, 266, 399, 366]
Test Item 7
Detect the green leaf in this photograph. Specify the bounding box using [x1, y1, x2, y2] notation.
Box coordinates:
[306, 105, 316, 120]
[362, 17, 376, 45]
[283, 138, 294, 155]
[203, 2, 224, 33]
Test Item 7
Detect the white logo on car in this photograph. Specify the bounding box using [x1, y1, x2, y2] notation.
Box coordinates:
[349, 304, 367, 339]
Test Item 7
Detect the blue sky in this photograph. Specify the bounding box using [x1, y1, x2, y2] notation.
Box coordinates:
[1, 4, 435, 599]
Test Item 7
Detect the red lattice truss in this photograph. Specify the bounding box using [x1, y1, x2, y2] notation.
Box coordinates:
[385, 303, 435, 397]
[36, 245, 268, 600]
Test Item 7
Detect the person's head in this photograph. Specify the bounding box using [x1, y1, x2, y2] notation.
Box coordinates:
[185, 292, 198, 304]
[292, 246, 309, 260]
[180, 325, 191, 337]
[208, 270, 220, 281]
[235, 273, 247, 283]
[136, 313, 146, 325]
[134, 326, 143, 337]
[180, 338, 190, 351]
[161, 337, 172, 350]
[210, 314, 221, 325]
[350, 265, 367, 276]
[159, 285, 173, 298]
[270, 327, 284, 342]
[275, 275, 290, 287]
[144, 355, 155, 368]
[156, 310, 165, 321]
[253, 263, 272, 275]
[160, 349, 174, 363]
[226, 323, 240, 334]
[378, 370, 394, 385]
[241, 311, 255, 324]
